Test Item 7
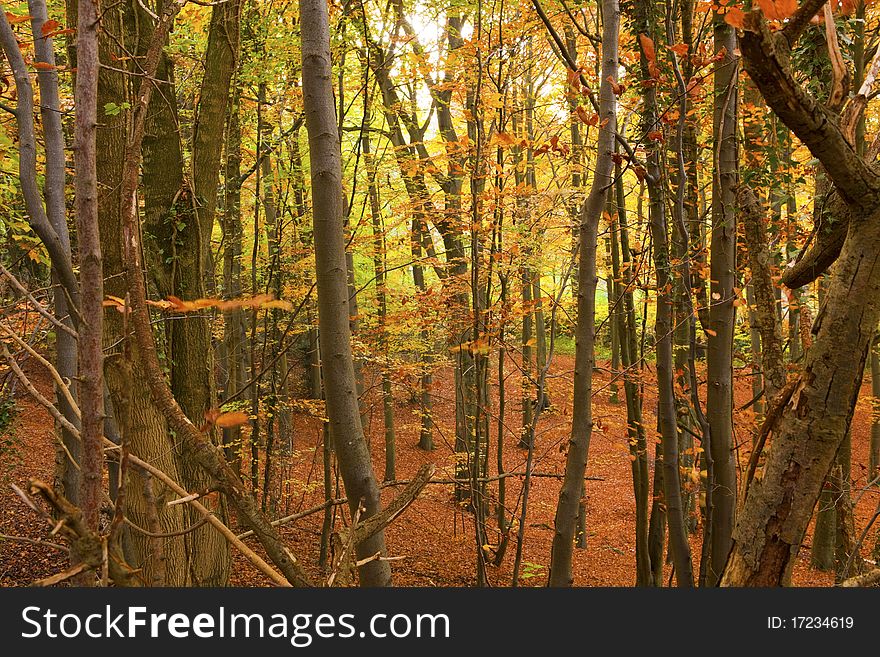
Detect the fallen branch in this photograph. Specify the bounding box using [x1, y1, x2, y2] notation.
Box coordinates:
[840, 568, 880, 587]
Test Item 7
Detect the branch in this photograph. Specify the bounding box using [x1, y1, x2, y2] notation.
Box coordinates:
[740, 11, 880, 207]
[0, 263, 78, 338]
[840, 568, 880, 587]
[823, 2, 849, 112]
[780, 192, 849, 288]
[352, 463, 434, 544]
[528, 0, 645, 174]
[27, 479, 141, 587]
[780, 0, 828, 48]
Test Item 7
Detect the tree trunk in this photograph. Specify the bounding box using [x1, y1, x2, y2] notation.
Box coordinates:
[300, 0, 391, 586]
[548, 0, 618, 586]
[89, 0, 194, 585]
[72, 0, 105, 584]
[705, 9, 739, 586]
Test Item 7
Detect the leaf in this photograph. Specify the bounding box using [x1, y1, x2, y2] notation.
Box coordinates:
[638, 34, 656, 62]
[724, 7, 746, 28]
[44, 27, 75, 38]
[705, 328, 717, 337]
[776, 0, 798, 18]
[670, 43, 689, 56]
[647, 130, 665, 143]
[5, 13, 33, 24]
[166, 295, 215, 312]
[145, 298, 174, 310]
[40, 19, 60, 36]
[261, 299, 293, 311]
[574, 105, 592, 124]
[607, 75, 624, 96]
[757, 0, 780, 20]
[33, 61, 57, 71]
[102, 295, 127, 313]
[214, 411, 250, 428]
[493, 131, 516, 147]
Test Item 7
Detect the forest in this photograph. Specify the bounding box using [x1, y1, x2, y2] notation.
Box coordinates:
[0, 0, 879, 589]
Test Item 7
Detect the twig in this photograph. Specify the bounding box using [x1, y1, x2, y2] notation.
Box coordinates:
[0, 263, 77, 337]
[34, 562, 89, 587]
[0, 533, 66, 552]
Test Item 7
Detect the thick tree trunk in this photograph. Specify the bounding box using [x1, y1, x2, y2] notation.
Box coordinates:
[720, 7, 880, 586]
[300, 0, 391, 586]
[89, 0, 192, 585]
[723, 216, 880, 585]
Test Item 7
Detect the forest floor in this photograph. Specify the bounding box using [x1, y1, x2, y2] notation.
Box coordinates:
[1, 350, 878, 587]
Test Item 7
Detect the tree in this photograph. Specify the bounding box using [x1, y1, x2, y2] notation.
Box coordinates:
[548, 0, 619, 587]
[705, 4, 739, 587]
[300, 0, 391, 587]
[722, 1, 880, 586]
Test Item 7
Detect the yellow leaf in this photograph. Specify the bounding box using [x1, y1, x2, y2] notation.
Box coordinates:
[261, 299, 293, 311]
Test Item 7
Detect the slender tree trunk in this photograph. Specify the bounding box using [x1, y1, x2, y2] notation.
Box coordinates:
[300, 0, 391, 586]
[221, 84, 246, 476]
[411, 220, 434, 451]
[73, 0, 105, 576]
[611, 168, 651, 585]
[548, 0, 618, 586]
[706, 10, 738, 586]
[871, 341, 880, 480]
[362, 101, 396, 481]
[24, 0, 81, 510]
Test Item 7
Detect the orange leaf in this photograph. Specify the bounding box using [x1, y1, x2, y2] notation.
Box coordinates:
[670, 43, 689, 56]
[639, 34, 656, 62]
[494, 131, 516, 147]
[757, 0, 781, 20]
[40, 19, 60, 36]
[5, 12, 33, 24]
[45, 27, 75, 38]
[607, 75, 624, 96]
[214, 411, 250, 428]
[261, 299, 294, 311]
[776, 0, 798, 18]
[33, 61, 57, 71]
[724, 7, 745, 28]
